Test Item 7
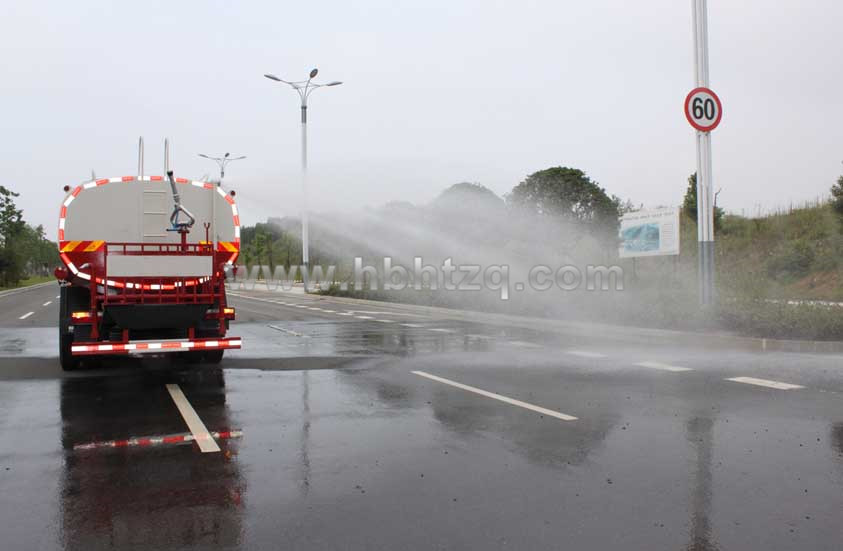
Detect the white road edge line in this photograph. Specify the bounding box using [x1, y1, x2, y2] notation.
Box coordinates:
[566, 350, 606, 358]
[726, 376, 804, 390]
[165, 384, 221, 453]
[635, 361, 693, 373]
[413, 371, 577, 421]
[42, 301, 52, 306]
[19, 311, 34, 320]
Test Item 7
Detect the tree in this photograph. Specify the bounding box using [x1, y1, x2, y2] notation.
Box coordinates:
[683, 173, 723, 231]
[433, 182, 505, 211]
[507, 167, 621, 244]
[0, 186, 26, 286]
[830, 168, 843, 229]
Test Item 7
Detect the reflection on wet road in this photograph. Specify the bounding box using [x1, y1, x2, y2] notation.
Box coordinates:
[1, 284, 843, 550]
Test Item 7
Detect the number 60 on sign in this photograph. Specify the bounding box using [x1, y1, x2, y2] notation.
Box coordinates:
[684, 87, 722, 132]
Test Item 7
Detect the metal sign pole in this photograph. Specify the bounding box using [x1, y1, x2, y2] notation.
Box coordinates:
[692, 0, 715, 305]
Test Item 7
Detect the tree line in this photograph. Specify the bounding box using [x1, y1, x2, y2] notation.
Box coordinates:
[0, 186, 59, 287]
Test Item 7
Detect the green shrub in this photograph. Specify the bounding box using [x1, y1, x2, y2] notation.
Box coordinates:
[766, 240, 816, 282]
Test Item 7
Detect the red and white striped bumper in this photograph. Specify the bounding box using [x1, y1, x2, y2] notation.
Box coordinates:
[71, 337, 242, 356]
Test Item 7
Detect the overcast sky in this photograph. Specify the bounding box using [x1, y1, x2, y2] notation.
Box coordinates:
[2, 1, 841, 237]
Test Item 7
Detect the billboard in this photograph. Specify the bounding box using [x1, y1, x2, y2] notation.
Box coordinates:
[618, 207, 680, 258]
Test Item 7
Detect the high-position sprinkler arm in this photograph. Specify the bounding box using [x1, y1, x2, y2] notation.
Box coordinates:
[167, 170, 195, 232]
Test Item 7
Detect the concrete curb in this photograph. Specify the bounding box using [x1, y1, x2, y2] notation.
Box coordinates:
[0, 281, 55, 300]
[230, 286, 843, 355]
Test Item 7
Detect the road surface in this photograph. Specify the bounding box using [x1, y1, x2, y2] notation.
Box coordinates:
[1, 282, 842, 550]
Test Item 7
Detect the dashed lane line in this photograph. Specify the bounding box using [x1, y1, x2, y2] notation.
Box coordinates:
[508, 340, 542, 348]
[635, 361, 693, 372]
[413, 371, 577, 421]
[165, 384, 221, 453]
[356, 315, 374, 320]
[19, 312, 34, 320]
[566, 350, 606, 358]
[428, 328, 454, 333]
[401, 323, 424, 328]
[42, 301, 52, 307]
[726, 377, 805, 390]
[375, 319, 395, 323]
[268, 324, 310, 338]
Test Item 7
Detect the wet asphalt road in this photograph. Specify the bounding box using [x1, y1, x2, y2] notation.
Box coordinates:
[1, 283, 843, 550]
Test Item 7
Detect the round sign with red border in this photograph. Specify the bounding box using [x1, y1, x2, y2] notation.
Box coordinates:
[684, 87, 722, 132]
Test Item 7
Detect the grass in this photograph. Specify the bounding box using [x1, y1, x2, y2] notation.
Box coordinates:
[0, 275, 55, 292]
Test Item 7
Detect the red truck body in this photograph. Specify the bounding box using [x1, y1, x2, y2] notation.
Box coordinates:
[55, 174, 241, 370]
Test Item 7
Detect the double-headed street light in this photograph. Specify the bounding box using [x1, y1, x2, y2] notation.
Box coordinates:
[264, 68, 342, 292]
[198, 152, 246, 253]
[198, 152, 247, 185]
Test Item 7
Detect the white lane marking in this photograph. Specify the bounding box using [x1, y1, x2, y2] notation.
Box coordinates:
[509, 340, 542, 348]
[268, 324, 309, 338]
[165, 384, 221, 453]
[337, 312, 354, 316]
[55, 295, 60, 299]
[307, 307, 322, 311]
[413, 371, 577, 421]
[321, 309, 336, 313]
[566, 350, 606, 358]
[428, 328, 454, 333]
[355, 315, 373, 320]
[19, 311, 34, 320]
[375, 319, 394, 323]
[42, 301, 52, 306]
[635, 361, 693, 373]
[348, 310, 420, 317]
[466, 334, 495, 340]
[726, 377, 804, 390]
[401, 323, 424, 328]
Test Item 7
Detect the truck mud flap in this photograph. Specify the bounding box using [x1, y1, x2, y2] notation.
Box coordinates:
[71, 337, 241, 356]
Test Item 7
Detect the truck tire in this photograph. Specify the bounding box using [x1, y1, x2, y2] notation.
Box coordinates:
[59, 285, 90, 372]
[59, 331, 79, 371]
[204, 349, 224, 364]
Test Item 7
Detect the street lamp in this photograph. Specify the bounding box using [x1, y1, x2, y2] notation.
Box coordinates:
[198, 152, 246, 253]
[264, 68, 342, 292]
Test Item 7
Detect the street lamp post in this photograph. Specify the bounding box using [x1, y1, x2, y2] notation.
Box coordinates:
[264, 68, 342, 292]
[198, 152, 246, 254]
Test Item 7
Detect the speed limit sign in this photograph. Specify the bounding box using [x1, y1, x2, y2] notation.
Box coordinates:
[684, 87, 722, 132]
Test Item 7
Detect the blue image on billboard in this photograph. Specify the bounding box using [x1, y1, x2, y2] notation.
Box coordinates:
[621, 223, 660, 252]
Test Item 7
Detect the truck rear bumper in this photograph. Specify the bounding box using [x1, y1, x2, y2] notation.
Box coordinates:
[71, 336, 241, 356]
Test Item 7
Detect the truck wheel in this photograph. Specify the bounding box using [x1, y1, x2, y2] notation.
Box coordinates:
[59, 331, 79, 371]
[204, 349, 224, 364]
